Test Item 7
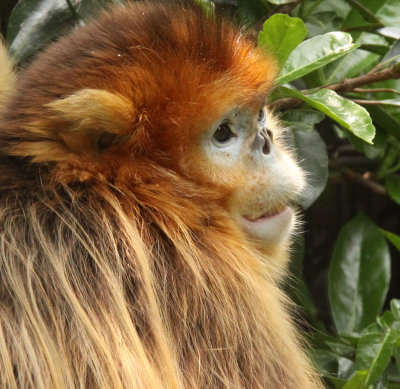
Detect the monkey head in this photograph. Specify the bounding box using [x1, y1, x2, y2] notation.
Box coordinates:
[4, 2, 304, 251]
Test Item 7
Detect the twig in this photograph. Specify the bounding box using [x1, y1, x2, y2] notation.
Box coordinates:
[353, 88, 400, 95]
[341, 168, 387, 196]
[367, 64, 383, 75]
[353, 99, 390, 105]
[271, 97, 302, 110]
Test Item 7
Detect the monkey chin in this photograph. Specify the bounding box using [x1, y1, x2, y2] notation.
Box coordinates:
[238, 206, 295, 245]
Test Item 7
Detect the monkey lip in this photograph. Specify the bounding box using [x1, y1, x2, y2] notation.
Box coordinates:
[243, 206, 290, 222]
[239, 206, 294, 243]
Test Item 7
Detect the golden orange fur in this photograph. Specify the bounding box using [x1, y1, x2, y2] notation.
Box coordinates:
[0, 2, 324, 388]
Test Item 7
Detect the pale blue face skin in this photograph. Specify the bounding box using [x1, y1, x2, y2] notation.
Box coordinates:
[202, 106, 305, 246]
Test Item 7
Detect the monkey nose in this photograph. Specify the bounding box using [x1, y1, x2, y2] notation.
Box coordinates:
[261, 130, 271, 155]
[253, 129, 273, 155]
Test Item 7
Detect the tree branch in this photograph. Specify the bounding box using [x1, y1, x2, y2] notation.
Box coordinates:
[271, 63, 400, 109]
[328, 64, 400, 94]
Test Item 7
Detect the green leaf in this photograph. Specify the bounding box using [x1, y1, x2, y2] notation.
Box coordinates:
[324, 49, 379, 85]
[380, 40, 400, 68]
[6, 0, 125, 61]
[276, 32, 358, 84]
[326, 341, 356, 359]
[338, 357, 356, 380]
[76, 0, 125, 20]
[6, 0, 78, 61]
[301, 0, 350, 20]
[342, 370, 367, 389]
[275, 86, 376, 143]
[367, 106, 400, 143]
[288, 236, 322, 329]
[344, 130, 385, 161]
[372, 0, 400, 28]
[311, 349, 339, 377]
[386, 174, 400, 205]
[342, 0, 400, 29]
[390, 300, 400, 321]
[284, 125, 328, 209]
[358, 32, 389, 48]
[258, 14, 307, 69]
[358, 33, 389, 56]
[237, 0, 269, 26]
[282, 108, 325, 132]
[288, 237, 326, 331]
[378, 27, 400, 40]
[302, 0, 350, 37]
[305, 12, 341, 38]
[394, 346, 400, 378]
[325, 376, 347, 388]
[380, 229, 400, 252]
[356, 324, 400, 387]
[328, 213, 391, 334]
[324, 32, 381, 85]
[378, 310, 394, 329]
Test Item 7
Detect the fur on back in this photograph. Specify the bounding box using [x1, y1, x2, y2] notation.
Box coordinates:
[0, 2, 323, 388]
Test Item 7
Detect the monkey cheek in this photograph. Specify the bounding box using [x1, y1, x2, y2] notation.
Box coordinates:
[238, 207, 294, 245]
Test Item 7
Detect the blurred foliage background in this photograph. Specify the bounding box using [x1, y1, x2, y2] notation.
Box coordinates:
[2, 0, 400, 387]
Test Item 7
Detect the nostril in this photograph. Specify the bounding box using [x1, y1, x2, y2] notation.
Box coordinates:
[266, 129, 273, 142]
[252, 131, 272, 155]
[261, 130, 272, 155]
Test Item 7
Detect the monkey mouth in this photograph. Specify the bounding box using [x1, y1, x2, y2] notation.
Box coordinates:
[239, 206, 294, 243]
[243, 206, 289, 222]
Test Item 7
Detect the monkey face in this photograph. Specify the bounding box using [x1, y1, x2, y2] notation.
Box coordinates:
[192, 104, 305, 246]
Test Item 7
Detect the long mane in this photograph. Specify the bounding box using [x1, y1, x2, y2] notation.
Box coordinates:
[0, 162, 320, 388]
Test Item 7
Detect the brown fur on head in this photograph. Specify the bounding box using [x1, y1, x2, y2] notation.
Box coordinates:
[0, 2, 323, 388]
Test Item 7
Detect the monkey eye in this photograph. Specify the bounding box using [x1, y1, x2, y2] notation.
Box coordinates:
[212, 122, 236, 146]
[257, 107, 266, 126]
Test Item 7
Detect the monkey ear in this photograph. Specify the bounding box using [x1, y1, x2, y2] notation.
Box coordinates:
[47, 89, 135, 152]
